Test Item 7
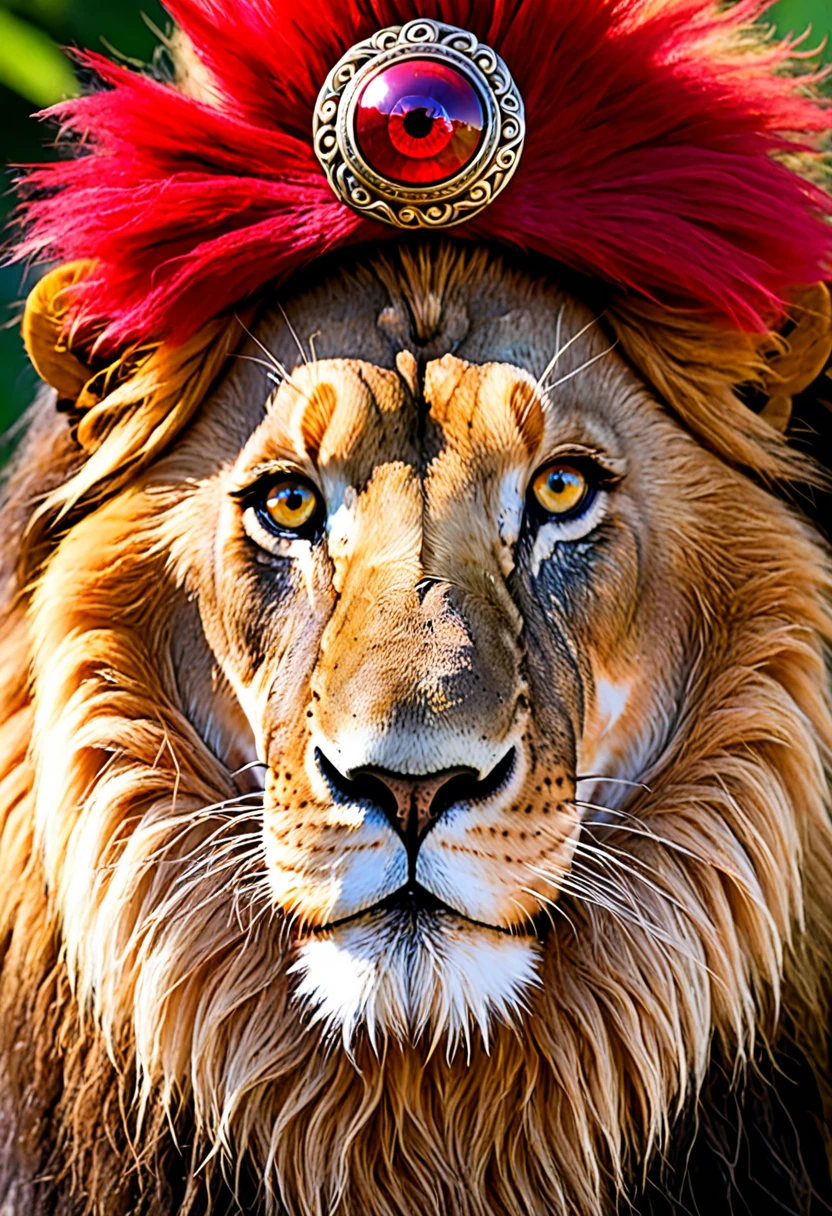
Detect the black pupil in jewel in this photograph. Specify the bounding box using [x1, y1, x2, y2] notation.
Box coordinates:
[403, 107, 434, 139]
[284, 489, 305, 514]
[355, 59, 485, 185]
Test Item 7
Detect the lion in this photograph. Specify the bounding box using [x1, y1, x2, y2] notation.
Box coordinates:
[2, 239, 832, 1216]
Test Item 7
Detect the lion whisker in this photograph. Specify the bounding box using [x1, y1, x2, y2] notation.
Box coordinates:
[549, 866, 696, 966]
[572, 837, 691, 917]
[506, 895, 540, 939]
[576, 773, 653, 793]
[522, 884, 580, 939]
[541, 869, 656, 941]
[96, 809, 259, 875]
[574, 798, 641, 814]
[528, 857, 631, 919]
[234, 315, 291, 377]
[170, 859, 261, 904]
[160, 852, 267, 924]
[580, 817, 709, 867]
[229, 353, 283, 388]
[230, 760, 269, 778]
[124, 811, 264, 877]
[179, 835, 264, 875]
[277, 300, 311, 367]
[574, 799, 638, 816]
[531, 848, 683, 953]
[541, 341, 619, 401]
[535, 311, 602, 394]
[564, 854, 721, 982]
[175, 790, 265, 818]
[233, 315, 313, 403]
[157, 804, 262, 848]
[174, 837, 265, 886]
[575, 799, 721, 875]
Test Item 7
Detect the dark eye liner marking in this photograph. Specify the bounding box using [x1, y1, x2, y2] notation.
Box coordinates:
[230, 464, 312, 504]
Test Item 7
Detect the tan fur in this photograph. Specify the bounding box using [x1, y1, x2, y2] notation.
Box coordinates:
[2, 245, 832, 1215]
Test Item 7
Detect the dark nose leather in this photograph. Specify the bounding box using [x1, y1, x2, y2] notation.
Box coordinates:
[316, 747, 516, 857]
[367, 767, 473, 843]
[314, 750, 470, 845]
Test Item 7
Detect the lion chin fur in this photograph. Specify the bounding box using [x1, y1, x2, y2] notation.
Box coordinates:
[1, 245, 832, 1216]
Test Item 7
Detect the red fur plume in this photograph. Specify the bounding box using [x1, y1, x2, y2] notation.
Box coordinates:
[11, 0, 832, 350]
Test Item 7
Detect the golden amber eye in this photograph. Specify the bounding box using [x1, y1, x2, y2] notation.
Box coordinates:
[531, 463, 590, 517]
[261, 479, 319, 534]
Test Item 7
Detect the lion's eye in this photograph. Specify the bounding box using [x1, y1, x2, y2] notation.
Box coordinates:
[257, 479, 321, 537]
[530, 463, 591, 519]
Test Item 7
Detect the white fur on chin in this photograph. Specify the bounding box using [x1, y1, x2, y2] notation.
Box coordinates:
[290, 909, 542, 1056]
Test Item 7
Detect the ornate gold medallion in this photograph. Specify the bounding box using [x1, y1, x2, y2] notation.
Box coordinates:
[313, 20, 525, 229]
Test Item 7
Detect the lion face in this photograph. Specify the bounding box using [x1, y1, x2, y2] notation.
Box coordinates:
[126, 248, 743, 1046]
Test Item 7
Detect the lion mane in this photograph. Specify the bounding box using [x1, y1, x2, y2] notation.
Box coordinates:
[1, 234, 832, 1216]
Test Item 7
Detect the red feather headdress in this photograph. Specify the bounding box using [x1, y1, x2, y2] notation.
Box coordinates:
[11, 0, 832, 355]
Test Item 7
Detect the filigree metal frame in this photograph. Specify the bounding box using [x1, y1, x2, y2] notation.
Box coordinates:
[313, 20, 525, 229]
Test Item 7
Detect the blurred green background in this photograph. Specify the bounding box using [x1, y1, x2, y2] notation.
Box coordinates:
[0, 0, 829, 434]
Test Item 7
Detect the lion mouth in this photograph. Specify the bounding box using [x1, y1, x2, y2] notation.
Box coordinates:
[265, 737, 579, 936]
[307, 883, 531, 938]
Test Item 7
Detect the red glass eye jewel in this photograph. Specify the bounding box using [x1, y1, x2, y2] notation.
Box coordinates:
[314, 20, 526, 227]
[355, 59, 485, 186]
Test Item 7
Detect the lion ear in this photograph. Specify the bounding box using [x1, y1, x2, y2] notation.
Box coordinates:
[21, 261, 251, 522]
[21, 261, 99, 402]
[759, 283, 832, 433]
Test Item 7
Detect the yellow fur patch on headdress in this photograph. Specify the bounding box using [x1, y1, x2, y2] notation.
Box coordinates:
[22, 261, 252, 523]
[22, 261, 96, 400]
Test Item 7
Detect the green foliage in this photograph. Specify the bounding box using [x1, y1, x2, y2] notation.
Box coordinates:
[0, 0, 830, 436]
[773, 0, 831, 48]
[0, 8, 76, 106]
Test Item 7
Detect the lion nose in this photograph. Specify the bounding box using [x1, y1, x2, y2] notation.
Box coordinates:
[315, 748, 516, 853]
[365, 767, 474, 844]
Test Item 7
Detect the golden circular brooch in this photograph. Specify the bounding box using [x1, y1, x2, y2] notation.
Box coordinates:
[313, 20, 525, 229]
